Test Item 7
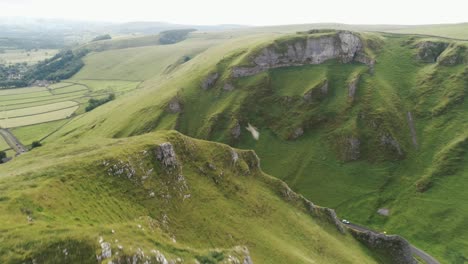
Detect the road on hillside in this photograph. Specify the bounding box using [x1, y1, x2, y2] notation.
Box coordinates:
[0, 128, 27, 155]
[346, 223, 440, 264]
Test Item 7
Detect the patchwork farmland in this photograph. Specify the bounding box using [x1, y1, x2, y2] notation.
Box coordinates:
[0, 79, 140, 146]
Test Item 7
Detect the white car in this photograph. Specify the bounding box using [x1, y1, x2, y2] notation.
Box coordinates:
[341, 219, 350, 224]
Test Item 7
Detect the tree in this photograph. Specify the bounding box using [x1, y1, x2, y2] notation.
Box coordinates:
[31, 141, 42, 149]
[0, 151, 6, 163]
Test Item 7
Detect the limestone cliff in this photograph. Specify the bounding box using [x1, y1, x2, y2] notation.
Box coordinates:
[232, 31, 374, 78]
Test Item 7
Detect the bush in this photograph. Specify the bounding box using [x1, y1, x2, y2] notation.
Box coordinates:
[85, 94, 115, 112]
[0, 151, 6, 163]
[92, 34, 112, 42]
[31, 141, 42, 149]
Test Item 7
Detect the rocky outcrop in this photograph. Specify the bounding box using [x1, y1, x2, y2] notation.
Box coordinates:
[381, 133, 404, 157]
[377, 208, 390, 216]
[407, 111, 418, 149]
[231, 121, 241, 139]
[437, 44, 466, 66]
[223, 83, 235, 91]
[417, 41, 449, 63]
[166, 97, 182, 113]
[201, 72, 219, 89]
[349, 229, 416, 264]
[232, 31, 371, 78]
[303, 80, 328, 101]
[345, 136, 361, 161]
[348, 74, 361, 102]
[290, 127, 304, 140]
[155, 143, 179, 168]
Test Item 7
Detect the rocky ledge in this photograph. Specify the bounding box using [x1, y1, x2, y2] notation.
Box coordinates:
[232, 31, 374, 78]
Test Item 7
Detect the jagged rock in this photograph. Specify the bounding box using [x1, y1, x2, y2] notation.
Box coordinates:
[303, 80, 328, 101]
[231, 121, 241, 139]
[97, 239, 112, 261]
[348, 74, 361, 101]
[166, 97, 182, 113]
[381, 133, 404, 156]
[290, 127, 304, 140]
[407, 112, 418, 149]
[223, 83, 235, 91]
[377, 208, 390, 216]
[232, 31, 370, 78]
[349, 229, 416, 264]
[417, 41, 448, 63]
[231, 149, 239, 163]
[243, 256, 253, 264]
[437, 45, 466, 65]
[155, 143, 178, 168]
[201, 72, 219, 89]
[346, 137, 361, 161]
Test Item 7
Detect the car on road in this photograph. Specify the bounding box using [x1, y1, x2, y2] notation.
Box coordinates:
[341, 219, 350, 224]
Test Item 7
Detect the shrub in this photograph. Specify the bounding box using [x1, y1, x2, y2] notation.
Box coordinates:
[31, 141, 42, 149]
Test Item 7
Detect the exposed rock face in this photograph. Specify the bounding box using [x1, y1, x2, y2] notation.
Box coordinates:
[345, 137, 361, 161]
[407, 111, 418, 149]
[381, 133, 404, 156]
[417, 41, 449, 63]
[280, 182, 346, 234]
[231, 121, 241, 139]
[232, 31, 370, 78]
[377, 208, 390, 216]
[348, 74, 361, 101]
[201, 72, 219, 89]
[223, 83, 235, 91]
[155, 143, 178, 168]
[290, 127, 304, 140]
[303, 80, 328, 101]
[166, 97, 182, 113]
[437, 45, 466, 66]
[349, 230, 416, 264]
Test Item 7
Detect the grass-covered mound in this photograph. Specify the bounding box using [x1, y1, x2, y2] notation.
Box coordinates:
[21, 30, 467, 262]
[0, 131, 380, 263]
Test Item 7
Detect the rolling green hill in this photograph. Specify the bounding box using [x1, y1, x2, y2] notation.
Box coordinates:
[1, 25, 467, 263]
[0, 130, 384, 263]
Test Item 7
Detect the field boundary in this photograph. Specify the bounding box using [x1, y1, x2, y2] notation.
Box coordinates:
[0, 104, 80, 120]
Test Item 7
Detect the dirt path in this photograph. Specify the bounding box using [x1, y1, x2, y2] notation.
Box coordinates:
[0, 128, 27, 155]
[347, 223, 440, 264]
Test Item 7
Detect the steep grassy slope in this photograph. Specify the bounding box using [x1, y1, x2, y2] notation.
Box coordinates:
[8, 29, 466, 262]
[0, 131, 380, 263]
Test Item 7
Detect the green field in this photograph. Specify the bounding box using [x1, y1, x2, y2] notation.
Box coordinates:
[10, 119, 68, 146]
[0, 136, 10, 151]
[2, 24, 468, 263]
[0, 106, 77, 128]
[0, 79, 140, 129]
[0, 49, 59, 65]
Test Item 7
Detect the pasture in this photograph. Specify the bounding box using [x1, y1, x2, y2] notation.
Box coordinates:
[0, 49, 59, 65]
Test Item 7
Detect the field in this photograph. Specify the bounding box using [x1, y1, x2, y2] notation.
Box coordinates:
[10, 119, 68, 146]
[0, 136, 9, 151]
[2, 25, 467, 262]
[0, 79, 139, 131]
[0, 49, 59, 65]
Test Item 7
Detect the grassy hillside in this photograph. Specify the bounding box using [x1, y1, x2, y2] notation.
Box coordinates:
[2, 26, 467, 262]
[0, 130, 381, 263]
[35, 29, 468, 263]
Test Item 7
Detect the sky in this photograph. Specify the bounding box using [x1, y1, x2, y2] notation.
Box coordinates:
[0, 0, 467, 26]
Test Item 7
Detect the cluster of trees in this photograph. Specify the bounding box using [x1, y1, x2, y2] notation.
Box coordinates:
[85, 94, 115, 112]
[0, 49, 89, 88]
[25, 49, 89, 81]
[159, 29, 196, 45]
[0, 63, 29, 88]
[92, 34, 112, 42]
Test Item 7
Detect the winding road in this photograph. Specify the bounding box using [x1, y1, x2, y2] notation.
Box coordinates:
[346, 223, 440, 264]
[0, 128, 27, 155]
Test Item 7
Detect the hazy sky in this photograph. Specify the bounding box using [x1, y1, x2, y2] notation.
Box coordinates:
[1, 0, 467, 25]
